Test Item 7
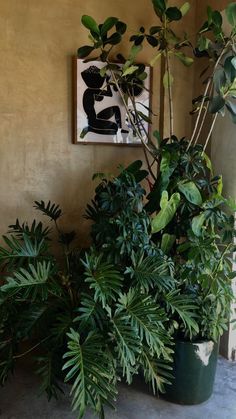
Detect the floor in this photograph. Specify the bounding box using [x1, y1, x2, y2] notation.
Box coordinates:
[0, 357, 235, 419]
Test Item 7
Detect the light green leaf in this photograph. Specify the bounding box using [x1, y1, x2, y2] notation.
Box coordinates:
[150, 52, 162, 67]
[161, 234, 176, 254]
[192, 212, 206, 236]
[122, 65, 139, 77]
[129, 44, 143, 62]
[163, 71, 174, 89]
[174, 52, 194, 66]
[81, 15, 100, 35]
[151, 191, 181, 233]
[178, 181, 202, 206]
[180, 2, 190, 16]
[203, 152, 213, 174]
[226, 2, 236, 27]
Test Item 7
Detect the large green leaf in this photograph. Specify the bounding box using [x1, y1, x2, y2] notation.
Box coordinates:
[209, 95, 225, 113]
[191, 212, 206, 236]
[63, 329, 117, 418]
[226, 2, 236, 27]
[161, 233, 176, 254]
[151, 191, 181, 233]
[178, 181, 202, 206]
[81, 15, 100, 35]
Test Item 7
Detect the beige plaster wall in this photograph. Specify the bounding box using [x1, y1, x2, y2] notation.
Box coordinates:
[0, 0, 196, 244]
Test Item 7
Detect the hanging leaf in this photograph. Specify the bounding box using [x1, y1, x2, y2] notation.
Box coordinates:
[165, 7, 182, 21]
[180, 2, 190, 17]
[163, 71, 174, 89]
[203, 152, 213, 175]
[226, 102, 236, 123]
[209, 95, 225, 113]
[150, 52, 162, 67]
[81, 15, 100, 35]
[231, 57, 236, 70]
[178, 181, 202, 206]
[151, 191, 181, 234]
[122, 65, 139, 77]
[174, 52, 194, 66]
[77, 45, 94, 59]
[161, 234, 176, 254]
[146, 35, 159, 47]
[226, 2, 236, 27]
[192, 213, 206, 237]
[224, 56, 236, 83]
[116, 21, 127, 35]
[213, 68, 226, 94]
[212, 11, 222, 28]
[152, 0, 166, 18]
[104, 32, 122, 45]
[100, 17, 118, 37]
[128, 44, 143, 62]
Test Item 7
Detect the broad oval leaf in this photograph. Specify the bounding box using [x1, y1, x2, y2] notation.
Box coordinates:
[178, 181, 202, 206]
[209, 95, 225, 113]
[116, 21, 127, 35]
[151, 191, 181, 233]
[101, 17, 118, 37]
[192, 212, 206, 236]
[161, 233, 176, 254]
[165, 7, 182, 21]
[81, 15, 100, 35]
[226, 2, 236, 27]
[180, 2, 190, 16]
[77, 45, 94, 59]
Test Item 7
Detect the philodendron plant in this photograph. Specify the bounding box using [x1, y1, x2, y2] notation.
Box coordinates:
[0, 165, 201, 418]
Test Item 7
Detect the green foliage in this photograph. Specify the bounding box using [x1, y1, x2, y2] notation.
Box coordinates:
[63, 329, 117, 418]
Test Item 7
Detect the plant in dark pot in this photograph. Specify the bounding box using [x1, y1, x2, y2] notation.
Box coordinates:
[148, 138, 236, 404]
[78, 0, 236, 405]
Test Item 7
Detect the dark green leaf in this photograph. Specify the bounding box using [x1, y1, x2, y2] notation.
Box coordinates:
[146, 35, 159, 47]
[77, 45, 95, 59]
[104, 32, 122, 45]
[116, 21, 127, 35]
[226, 2, 236, 27]
[101, 17, 118, 37]
[81, 15, 100, 35]
[165, 7, 182, 21]
[209, 96, 225, 113]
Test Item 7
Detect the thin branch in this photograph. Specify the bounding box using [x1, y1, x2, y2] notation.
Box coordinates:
[188, 40, 230, 150]
[203, 113, 218, 153]
[165, 50, 174, 138]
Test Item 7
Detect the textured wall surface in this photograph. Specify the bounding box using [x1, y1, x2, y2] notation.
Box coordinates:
[0, 0, 196, 244]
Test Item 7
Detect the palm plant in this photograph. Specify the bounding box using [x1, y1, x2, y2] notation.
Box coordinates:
[0, 165, 199, 418]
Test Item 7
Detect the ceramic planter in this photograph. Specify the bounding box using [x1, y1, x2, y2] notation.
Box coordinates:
[164, 340, 219, 405]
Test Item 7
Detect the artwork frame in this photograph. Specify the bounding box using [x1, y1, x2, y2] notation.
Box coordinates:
[72, 57, 152, 146]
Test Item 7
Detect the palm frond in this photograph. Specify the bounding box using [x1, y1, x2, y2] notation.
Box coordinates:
[82, 254, 123, 308]
[116, 290, 172, 359]
[74, 293, 104, 331]
[36, 353, 64, 400]
[1, 261, 54, 300]
[110, 314, 141, 383]
[8, 219, 51, 242]
[0, 234, 47, 268]
[62, 329, 117, 418]
[126, 253, 175, 292]
[164, 290, 199, 339]
[139, 347, 173, 394]
[34, 200, 62, 221]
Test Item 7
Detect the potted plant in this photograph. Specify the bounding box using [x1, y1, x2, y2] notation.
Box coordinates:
[77, 0, 236, 405]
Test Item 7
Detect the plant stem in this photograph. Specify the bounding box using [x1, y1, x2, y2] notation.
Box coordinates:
[13, 336, 50, 359]
[165, 50, 174, 138]
[203, 113, 218, 152]
[193, 82, 213, 146]
[188, 40, 230, 150]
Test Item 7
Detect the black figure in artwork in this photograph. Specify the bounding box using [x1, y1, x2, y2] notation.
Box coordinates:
[80, 66, 127, 138]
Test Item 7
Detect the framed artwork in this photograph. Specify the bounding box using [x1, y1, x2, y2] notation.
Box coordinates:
[72, 58, 151, 146]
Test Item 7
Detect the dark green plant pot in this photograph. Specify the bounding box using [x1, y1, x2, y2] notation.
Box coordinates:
[164, 340, 219, 405]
